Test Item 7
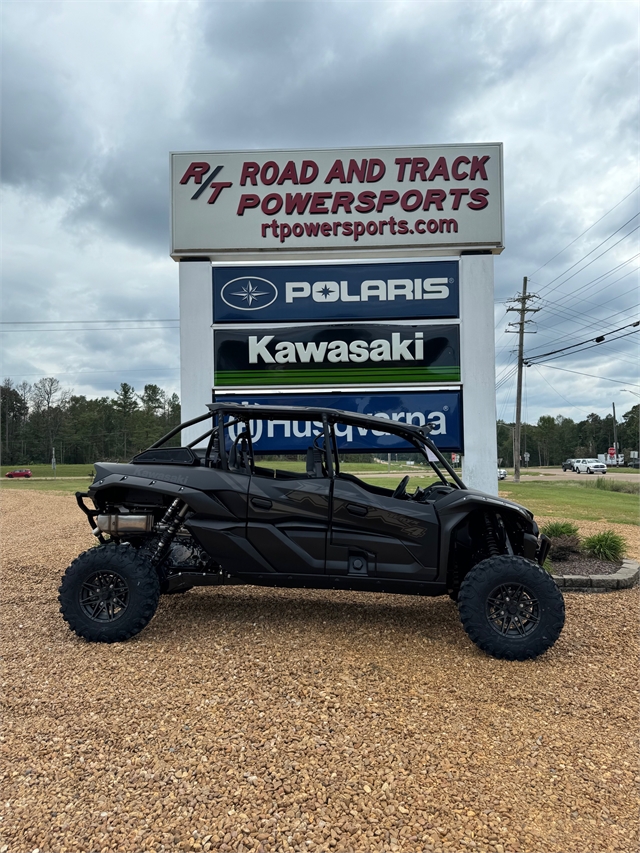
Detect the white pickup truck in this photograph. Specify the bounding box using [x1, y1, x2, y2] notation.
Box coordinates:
[574, 458, 607, 474]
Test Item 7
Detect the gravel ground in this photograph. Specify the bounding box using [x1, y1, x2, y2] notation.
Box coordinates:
[1, 491, 639, 853]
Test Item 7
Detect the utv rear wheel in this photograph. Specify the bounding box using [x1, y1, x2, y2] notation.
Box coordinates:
[59, 543, 160, 643]
[457, 555, 565, 660]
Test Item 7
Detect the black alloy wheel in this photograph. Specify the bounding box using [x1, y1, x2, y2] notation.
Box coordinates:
[457, 555, 565, 660]
[79, 571, 130, 622]
[59, 543, 160, 643]
[485, 582, 540, 638]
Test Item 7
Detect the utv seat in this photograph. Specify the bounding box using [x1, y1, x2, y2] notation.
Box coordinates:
[228, 431, 251, 473]
[306, 446, 326, 478]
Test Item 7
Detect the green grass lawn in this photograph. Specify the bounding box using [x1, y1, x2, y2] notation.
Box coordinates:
[0, 478, 89, 495]
[1, 463, 95, 478]
[499, 481, 639, 526]
[261, 458, 431, 474]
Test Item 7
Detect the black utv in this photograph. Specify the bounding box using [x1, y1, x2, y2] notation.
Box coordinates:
[59, 403, 564, 660]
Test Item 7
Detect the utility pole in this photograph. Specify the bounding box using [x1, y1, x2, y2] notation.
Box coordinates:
[506, 277, 540, 483]
[612, 402, 618, 467]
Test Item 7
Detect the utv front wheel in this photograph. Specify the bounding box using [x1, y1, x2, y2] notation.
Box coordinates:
[457, 555, 565, 660]
[59, 543, 160, 642]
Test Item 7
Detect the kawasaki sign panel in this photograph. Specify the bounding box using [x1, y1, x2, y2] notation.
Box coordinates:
[213, 324, 460, 388]
[171, 144, 504, 257]
[213, 260, 459, 322]
[214, 391, 463, 452]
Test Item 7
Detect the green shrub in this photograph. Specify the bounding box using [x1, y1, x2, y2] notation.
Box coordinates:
[548, 534, 581, 562]
[583, 530, 627, 562]
[541, 520, 580, 538]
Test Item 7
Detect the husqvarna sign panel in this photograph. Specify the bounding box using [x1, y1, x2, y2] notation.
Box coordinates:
[215, 391, 463, 452]
[213, 260, 459, 322]
[213, 323, 460, 388]
[171, 144, 503, 257]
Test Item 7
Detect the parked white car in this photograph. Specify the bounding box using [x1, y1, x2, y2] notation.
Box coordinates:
[497, 469, 507, 480]
[573, 458, 607, 474]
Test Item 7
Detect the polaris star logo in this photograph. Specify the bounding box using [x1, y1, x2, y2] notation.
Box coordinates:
[220, 277, 278, 311]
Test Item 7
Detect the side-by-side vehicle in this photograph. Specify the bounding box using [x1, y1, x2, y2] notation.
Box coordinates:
[59, 403, 564, 659]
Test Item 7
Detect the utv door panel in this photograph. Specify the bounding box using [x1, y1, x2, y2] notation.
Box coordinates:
[247, 477, 330, 573]
[329, 478, 439, 580]
[245, 524, 326, 574]
[186, 518, 273, 574]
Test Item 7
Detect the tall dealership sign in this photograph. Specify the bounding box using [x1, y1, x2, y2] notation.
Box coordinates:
[171, 144, 502, 493]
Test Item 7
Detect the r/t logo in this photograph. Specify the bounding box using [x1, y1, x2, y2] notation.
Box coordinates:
[180, 162, 232, 205]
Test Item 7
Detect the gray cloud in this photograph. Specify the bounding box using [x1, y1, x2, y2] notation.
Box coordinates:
[1, 41, 96, 195]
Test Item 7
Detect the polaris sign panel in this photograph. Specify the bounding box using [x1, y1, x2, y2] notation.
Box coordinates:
[213, 324, 460, 388]
[213, 260, 459, 322]
[215, 391, 463, 452]
[171, 144, 504, 257]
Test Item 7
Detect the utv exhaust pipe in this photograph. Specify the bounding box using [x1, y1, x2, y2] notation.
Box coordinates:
[94, 514, 154, 536]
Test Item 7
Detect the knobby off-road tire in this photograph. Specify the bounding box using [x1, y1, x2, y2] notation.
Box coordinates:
[457, 555, 565, 660]
[58, 543, 160, 643]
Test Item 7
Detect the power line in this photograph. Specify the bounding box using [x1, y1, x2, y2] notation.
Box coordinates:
[524, 290, 640, 362]
[530, 365, 596, 416]
[4, 367, 181, 378]
[528, 328, 640, 365]
[532, 363, 640, 387]
[536, 225, 640, 298]
[536, 214, 640, 295]
[496, 348, 517, 377]
[496, 364, 518, 391]
[532, 274, 639, 338]
[531, 328, 640, 364]
[528, 254, 640, 329]
[524, 320, 640, 364]
[1, 326, 179, 333]
[528, 184, 640, 279]
[0, 319, 179, 324]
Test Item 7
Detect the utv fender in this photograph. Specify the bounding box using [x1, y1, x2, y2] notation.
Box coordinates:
[89, 472, 236, 517]
[435, 491, 535, 584]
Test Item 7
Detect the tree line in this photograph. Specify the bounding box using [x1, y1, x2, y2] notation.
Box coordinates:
[497, 406, 639, 467]
[1, 377, 638, 466]
[1, 378, 180, 465]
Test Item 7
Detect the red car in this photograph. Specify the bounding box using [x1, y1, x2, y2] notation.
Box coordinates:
[5, 469, 32, 478]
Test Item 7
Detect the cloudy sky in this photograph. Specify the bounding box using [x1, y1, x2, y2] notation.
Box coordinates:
[2, 0, 638, 424]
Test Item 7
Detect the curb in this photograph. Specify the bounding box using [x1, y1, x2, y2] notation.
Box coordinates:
[553, 558, 639, 592]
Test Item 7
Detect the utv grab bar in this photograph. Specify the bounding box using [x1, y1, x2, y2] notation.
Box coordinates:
[75, 492, 106, 542]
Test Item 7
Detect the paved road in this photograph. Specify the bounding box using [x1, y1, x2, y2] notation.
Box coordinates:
[508, 467, 640, 483]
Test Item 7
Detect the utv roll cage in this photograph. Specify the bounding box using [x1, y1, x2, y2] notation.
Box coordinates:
[131, 402, 467, 490]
